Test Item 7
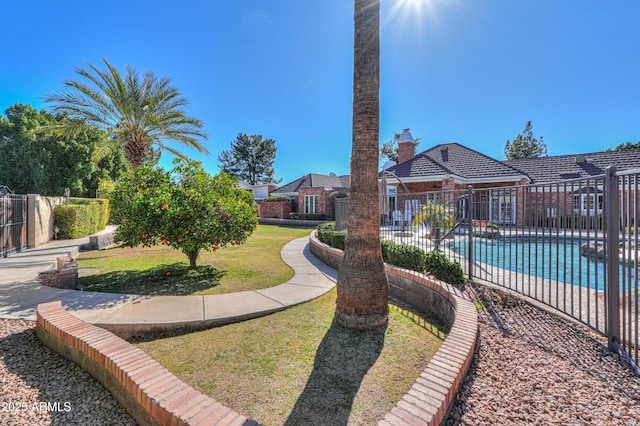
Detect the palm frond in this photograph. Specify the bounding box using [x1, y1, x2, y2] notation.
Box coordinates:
[45, 58, 209, 167]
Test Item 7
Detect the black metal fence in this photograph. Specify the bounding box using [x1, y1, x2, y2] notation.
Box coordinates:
[336, 167, 639, 372]
[0, 194, 28, 257]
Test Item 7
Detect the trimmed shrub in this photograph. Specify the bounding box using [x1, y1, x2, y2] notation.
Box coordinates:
[290, 212, 325, 220]
[382, 242, 426, 272]
[70, 197, 109, 230]
[424, 251, 466, 284]
[263, 195, 291, 202]
[317, 222, 336, 245]
[380, 239, 394, 261]
[320, 227, 466, 285]
[55, 198, 109, 239]
[331, 231, 347, 250]
[54, 205, 85, 239]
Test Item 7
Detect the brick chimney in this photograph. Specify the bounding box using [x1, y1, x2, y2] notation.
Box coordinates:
[397, 128, 416, 164]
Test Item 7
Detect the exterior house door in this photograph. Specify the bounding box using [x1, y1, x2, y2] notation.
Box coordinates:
[490, 189, 516, 224]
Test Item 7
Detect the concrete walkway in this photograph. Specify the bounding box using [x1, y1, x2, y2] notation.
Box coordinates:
[0, 232, 337, 335]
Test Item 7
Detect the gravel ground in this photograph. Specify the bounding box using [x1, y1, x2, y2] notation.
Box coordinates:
[446, 283, 640, 426]
[0, 319, 135, 426]
[2, 282, 639, 425]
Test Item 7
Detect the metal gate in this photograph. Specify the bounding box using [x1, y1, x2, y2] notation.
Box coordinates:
[1, 194, 28, 257]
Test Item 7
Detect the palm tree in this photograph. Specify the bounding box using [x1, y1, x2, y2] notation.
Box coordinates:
[335, 0, 389, 330]
[45, 58, 209, 169]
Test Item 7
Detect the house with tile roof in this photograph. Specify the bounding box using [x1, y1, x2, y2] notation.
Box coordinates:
[265, 173, 350, 219]
[381, 129, 640, 227]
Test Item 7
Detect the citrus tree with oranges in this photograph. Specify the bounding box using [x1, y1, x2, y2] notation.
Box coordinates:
[110, 159, 258, 268]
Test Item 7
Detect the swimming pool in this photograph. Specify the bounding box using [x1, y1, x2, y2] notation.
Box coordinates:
[448, 235, 636, 291]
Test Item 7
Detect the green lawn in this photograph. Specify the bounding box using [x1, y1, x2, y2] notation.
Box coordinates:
[135, 288, 447, 425]
[77, 224, 313, 295]
[79, 222, 448, 424]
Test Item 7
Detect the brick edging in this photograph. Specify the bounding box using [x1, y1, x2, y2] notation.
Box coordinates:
[36, 301, 260, 426]
[35, 235, 477, 426]
[309, 233, 478, 426]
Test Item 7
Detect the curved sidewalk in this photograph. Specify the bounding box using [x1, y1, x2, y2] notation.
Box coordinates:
[0, 235, 337, 335]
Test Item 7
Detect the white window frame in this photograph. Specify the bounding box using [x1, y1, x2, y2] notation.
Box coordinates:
[573, 193, 603, 216]
[304, 195, 319, 214]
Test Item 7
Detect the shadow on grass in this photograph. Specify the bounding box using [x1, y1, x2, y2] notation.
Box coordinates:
[284, 320, 386, 426]
[79, 263, 225, 295]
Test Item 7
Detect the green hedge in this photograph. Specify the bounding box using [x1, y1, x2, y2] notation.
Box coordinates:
[290, 212, 325, 220]
[424, 251, 466, 284]
[69, 197, 109, 229]
[317, 222, 466, 284]
[317, 222, 335, 245]
[55, 198, 109, 239]
[317, 222, 346, 249]
[263, 195, 291, 202]
[381, 240, 426, 272]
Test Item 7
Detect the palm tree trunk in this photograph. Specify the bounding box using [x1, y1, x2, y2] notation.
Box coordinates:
[335, 0, 389, 330]
[123, 138, 149, 169]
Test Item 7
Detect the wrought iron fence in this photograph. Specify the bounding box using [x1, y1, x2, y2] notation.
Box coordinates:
[336, 167, 639, 371]
[1, 194, 28, 257]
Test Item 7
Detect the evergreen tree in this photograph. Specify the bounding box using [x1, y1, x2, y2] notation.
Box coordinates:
[504, 121, 547, 160]
[614, 141, 640, 150]
[217, 133, 279, 185]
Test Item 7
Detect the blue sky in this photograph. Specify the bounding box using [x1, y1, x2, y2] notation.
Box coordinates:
[1, 0, 638, 185]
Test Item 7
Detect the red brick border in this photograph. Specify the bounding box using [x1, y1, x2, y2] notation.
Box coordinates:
[309, 233, 478, 426]
[36, 301, 260, 426]
[35, 233, 477, 425]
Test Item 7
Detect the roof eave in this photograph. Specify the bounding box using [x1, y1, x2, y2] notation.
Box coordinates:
[380, 174, 531, 185]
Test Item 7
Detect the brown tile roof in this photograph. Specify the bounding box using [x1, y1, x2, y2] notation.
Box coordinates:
[505, 148, 640, 183]
[385, 142, 525, 180]
[272, 173, 350, 195]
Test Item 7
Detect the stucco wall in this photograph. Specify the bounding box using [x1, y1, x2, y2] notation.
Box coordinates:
[27, 194, 66, 248]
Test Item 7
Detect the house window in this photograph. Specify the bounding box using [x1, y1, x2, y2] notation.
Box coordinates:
[573, 193, 603, 215]
[620, 175, 637, 189]
[490, 190, 515, 224]
[304, 195, 319, 214]
[426, 192, 443, 203]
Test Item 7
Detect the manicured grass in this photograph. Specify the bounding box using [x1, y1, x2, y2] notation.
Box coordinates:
[77, 224, 313, 295]
[79, 222, 448, 423]
[134, 288, 447, 425]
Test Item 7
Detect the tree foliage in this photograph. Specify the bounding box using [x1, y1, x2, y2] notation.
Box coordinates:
[45, 57, 209, 169]
[614, 141, 640, 150]
[0, 103, 127, 196]
[380, 134, 400, 163]
[380, 132, 420, 165]
[109, 159, 258, 268]
[504, 121, 547, 160]
[218, 133, 280, 185]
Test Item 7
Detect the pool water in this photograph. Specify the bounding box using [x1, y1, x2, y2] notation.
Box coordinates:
[448, 236, 636, 291]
